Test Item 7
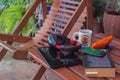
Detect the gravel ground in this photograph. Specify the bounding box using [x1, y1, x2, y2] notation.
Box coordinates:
[0, 53, 60, 80]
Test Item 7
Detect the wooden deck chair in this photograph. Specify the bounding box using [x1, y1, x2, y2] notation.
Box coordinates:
[0, 0, 120, 80]
[0, 0, 93, 60]
[0, 0, 97, 80]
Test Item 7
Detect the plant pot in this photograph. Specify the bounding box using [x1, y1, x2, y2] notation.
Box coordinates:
[93, 19, 104, 34]
[103, 11, 120, 38]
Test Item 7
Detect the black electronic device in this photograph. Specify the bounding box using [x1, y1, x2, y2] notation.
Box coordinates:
[38, 33, 82, 69]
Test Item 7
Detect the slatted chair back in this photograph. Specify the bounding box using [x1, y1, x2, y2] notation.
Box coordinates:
[33, 0, 90, 48]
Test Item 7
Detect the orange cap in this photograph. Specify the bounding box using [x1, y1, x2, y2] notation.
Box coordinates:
[91, 35, 113, 49]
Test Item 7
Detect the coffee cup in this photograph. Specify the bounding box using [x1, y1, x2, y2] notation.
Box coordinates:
[73, 29, 92, 47]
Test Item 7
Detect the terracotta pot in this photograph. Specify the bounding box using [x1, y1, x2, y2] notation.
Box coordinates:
[103, 11, 120, 38]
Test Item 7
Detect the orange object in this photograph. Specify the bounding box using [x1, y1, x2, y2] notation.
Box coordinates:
[91, 35, 113, 49]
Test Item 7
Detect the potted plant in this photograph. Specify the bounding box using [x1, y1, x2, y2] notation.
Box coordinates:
[103, 0, 120, 38]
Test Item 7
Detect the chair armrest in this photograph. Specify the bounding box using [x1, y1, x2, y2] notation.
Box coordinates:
[0, 40, 27, 54]
[0, 34, 32, 43]
[0, 40, 17, 53]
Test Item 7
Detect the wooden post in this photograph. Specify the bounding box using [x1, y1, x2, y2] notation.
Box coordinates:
[31, 66, 46, 80]
[86, 0, 93, 30]
[42, 0, 47, 22]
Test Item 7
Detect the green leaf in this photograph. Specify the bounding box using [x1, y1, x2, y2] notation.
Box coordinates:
[105, 0, 111, 9]
[0, 0, 36, 36]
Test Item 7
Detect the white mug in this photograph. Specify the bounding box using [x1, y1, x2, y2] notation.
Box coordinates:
[73, 29, 92, 47]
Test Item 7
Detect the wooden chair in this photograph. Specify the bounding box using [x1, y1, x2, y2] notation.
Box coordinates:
[1, 0, 113, 80]
[0, 0, 120, 80]
[0, 0, 92, 60]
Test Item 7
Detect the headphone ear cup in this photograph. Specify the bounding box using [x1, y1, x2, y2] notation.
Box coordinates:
[55, 34, 66, 44]
[48, 33, 68, 46]
[48, 34, 57, 45]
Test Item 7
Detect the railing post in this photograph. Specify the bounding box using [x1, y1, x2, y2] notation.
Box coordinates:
[86, 0, 93, 30]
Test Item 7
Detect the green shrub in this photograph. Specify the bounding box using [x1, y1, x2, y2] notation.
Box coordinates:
[0, 0, 37, 36]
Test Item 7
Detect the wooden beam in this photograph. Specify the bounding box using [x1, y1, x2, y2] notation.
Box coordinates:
[0, 34, 32, 43]
[0, 40, 17, 53]
[31, 66, 46, 80]
[42, 0, 47, 22]
[61, 0, 86, 36]
[86, 0, 93, 30]
[0, 40, 28, 60]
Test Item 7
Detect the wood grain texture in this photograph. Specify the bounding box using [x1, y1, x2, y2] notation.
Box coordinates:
[28, 47, 83, 80]
[31, 66, 46, 80]
[61, 0, 86, 36]
[0, 34, 32, 43]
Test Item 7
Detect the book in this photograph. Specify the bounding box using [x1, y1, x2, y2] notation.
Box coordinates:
[84, 53, 115, 77]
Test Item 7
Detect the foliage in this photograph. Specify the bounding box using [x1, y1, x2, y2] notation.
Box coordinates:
[93, 0, 105, 23]
[0, 0, 37, 36]
[105, 0, 120, 14]
[47, 0, 53, 5]
[0, 0, 9, 14]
